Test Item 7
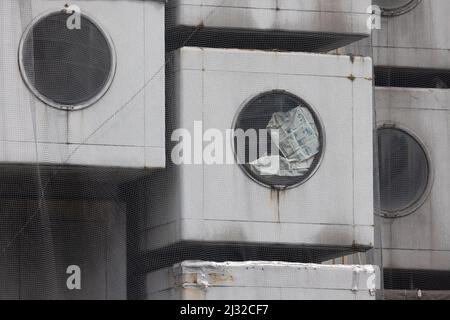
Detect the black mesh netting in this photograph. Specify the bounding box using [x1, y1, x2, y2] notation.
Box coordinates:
[21, 12, 113, 108]
[1, 0, 450, 300]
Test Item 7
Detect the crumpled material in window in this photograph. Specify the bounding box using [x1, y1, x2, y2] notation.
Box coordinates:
[249, 154, 314, 177]
[249, 106, 320, 177]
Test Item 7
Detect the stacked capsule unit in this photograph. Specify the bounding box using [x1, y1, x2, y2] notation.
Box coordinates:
[137, 0, 378, 300]
[0, 0, 165, 299]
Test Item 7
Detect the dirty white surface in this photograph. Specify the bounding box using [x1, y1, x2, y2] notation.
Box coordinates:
[0, 0, 165, 169]
[146, 261, 380, 300]
[168, 0, 371, 42]
[250, 106, 319, 177]
[372, 0, 450, 69]
[376, 87, 450, 271]
[140, 47, 374, 252]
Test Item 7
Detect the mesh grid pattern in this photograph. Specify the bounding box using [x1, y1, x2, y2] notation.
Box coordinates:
[0, 0, 449, 300]
[21, 12, 113, 107]
[234, 91, 323, 189]
[377, 127, 429, 216]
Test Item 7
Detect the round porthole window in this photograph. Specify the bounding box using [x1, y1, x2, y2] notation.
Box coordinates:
[377, 126, 431, 217]
[19, 11, 116, 110]
[233, 91, 324, 189]
[373, 0, 422, 16]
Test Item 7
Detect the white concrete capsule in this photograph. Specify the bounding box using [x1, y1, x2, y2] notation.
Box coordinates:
[146, 261, 379, 300]
[372, 0, 450, 69]
[140, 47, 374, 257]
[375, 86, 450, 271]
[0, 200, 126, 299]
[0, 0, 165, 171]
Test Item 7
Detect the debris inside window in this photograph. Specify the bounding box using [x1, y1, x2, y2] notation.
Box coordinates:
[249, 106, 320, 177]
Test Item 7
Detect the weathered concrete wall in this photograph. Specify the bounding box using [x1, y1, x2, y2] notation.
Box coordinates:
[0, 0, 165, 169]
[0, 199, 126, 299]
[139, 47, 374, 255]
[146, 261, 379, 300]
[167, 0, 371, 51]
[168, 0, 370, 34]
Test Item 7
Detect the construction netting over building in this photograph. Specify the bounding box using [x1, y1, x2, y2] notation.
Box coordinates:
[0, 0, 449, 300]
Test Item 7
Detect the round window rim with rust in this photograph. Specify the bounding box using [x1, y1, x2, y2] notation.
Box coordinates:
[376, 123, 434, 219]
[231, 90, 326, 190]
[377, 0, 422, 16]
[18, 9, 117, 111]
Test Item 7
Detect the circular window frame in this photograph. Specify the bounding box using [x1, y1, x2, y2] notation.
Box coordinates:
[376, 0, 422, 16]
[18, 9, 117, 111]
[376, 123, 434, 219]
[231, 90, 326, 190]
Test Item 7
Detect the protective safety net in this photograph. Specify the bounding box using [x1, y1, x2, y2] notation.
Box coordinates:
[1, 0, 449, 300]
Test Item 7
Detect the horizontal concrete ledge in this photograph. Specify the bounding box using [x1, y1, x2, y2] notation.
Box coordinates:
[381, 249, 450, 271]
[166, 1, 371, 13]
[171, 46, 372, 78]
[373, 47, 450, 70]
[167, 26, 369, 53]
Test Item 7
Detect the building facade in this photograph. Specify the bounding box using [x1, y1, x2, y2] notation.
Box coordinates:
[1, 0, 448, 300]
